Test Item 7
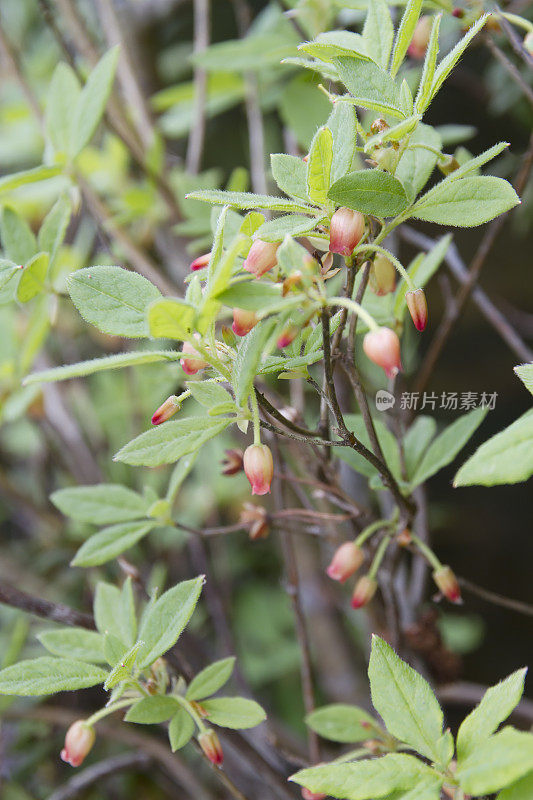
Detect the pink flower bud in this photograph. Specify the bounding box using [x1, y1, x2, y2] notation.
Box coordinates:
[198, 729, 223, 765]
[405, 288, 428, 332]
[363, 327, 402, 378]
[243, 443, 274, 496]
[240, 502, 269, 540]
[433, 566, 462, 605]
[326, 542, 364, 583]
[277, 325, 298, 349]
[60, 720, 95, 767]
[329, 208, 365, 257]
[302, 789, 328, 800]
[351, 576, 378, 609]
[243, 240, 279, 277]
[232, 308, 258, 337]
[190, 253, 210, 272]
[408, 16, 432, 59]
[180, 338, 208, 375]
[151, 395, 180, 425]
[221, 448, 244, 476]
[369, 255, 396, 296]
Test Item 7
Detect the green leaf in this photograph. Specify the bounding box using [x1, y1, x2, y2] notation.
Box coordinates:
[498, 771, 533, 800]
[38, 195, 72, 269]
[328, 170, 409, 218]
[37, 629, 106, 663]
[186, 657, 236, 701]
[335, 413, 401, 482]
[201, 696, 266, 729]
[169, 708, 195, 751]
[104, 634, 127, 668]
[429, 14, 489, 104]
[186, 189, 313, 213]
[396, 123, 442, 200]
[69, 46, 120, 157]
[441, 142, 509, 184]
[368, 635, 444, 761]
[0, 207, 37, 264]
[45, 62, 81, 155]
[148, 298, 195, 339]
[410, 406, 487, 489]
[0, 166, 62, 196]
[16, 253, 49, 303]
[71, 521, 157, 567]
[125, 695, 180, 724]
[332, 57, 405, 119]
[454, 409, 533, 487]
[187, 381, 232, 409]
[362, 0, 394, 69]
[390, 0, 423, 78]
[94, 580, 136, 644]
[412, 175, 520, 227]
[120, 577, 137, 647]
[291, 753, 438, 799]
[364, 114, 421, 153]
[216, 280, 282, 312]
[24, 350, 181, 385]
[306, 126, 333, 205]
[137, 577, 204, 668]
[166, 452, 198, 503]
[0, 657, 107, 696]
[0, 259, 22, 292]
[68, 266, 161, 338]
[104, 640, 144, 689]
[114, 416, 231, 467]
[415, 14, 442, 113]
[327, 103, 357, 184]
[51, 484, 149, 525]
[457, 728, 533, 796]
[403, 416, 437, 478]
[271, 154, 308, 200]
[232, 319, 276, 406]
[299, 31, 369, 63]
[457, 669, 527, 760]
[254, 214, 322, 243]
[306, 704, 376, 743]
[515, 363, 533, 396]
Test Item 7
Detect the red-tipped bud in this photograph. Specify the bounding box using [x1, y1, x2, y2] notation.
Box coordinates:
[351, 576, 378, 609]
[408, 15, 432, 59]
[198, 729, 223, 765]
[363, 327, 402, 378]
[190, 253, 210, 271]
[151, 395, 180, 425]
[524, 31, 533, 56]
[60, 721, 95, 767]
[180, 339, 208, 375]
[240, 502, 269, 540]
[406, 289, 428, 332]
[221, 448, 244, 476]
[326, 542, 364, 583]
[232, 308, 259, 337]
[277, 325, 298, 349]
[329, 208, 365, 257]
[243, 239, 279, 277]
[452, 8, 464, 18]
[433, 566, 462, 605]
[301, 789, 328, 800]
[369, 255, 396, 296]
[243, 443, 273, 496]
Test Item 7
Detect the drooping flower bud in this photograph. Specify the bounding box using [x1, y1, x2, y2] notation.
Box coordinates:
[277, 325, 298, 349]
[301, 789, 328, 800]
[243, 444, 274, 496]
[151, 395, 180, 425]
[326, 542, 364, 583]
[60, 721, 95, 767]
[408, 15, 432, 59]
[190, 253, 210, 272]
[240, 502, 269, 540]
[524, 31, 533, 56]
[363, 327, 402, 378]
[369, 254, 396, 296]
[232, 308, 258, 337]
[198, 729, 223, 765]
[351, 576, 378, 609]
[243, 239, 279, 277]
[329, 208, 365, 257]
[180, 338, 208, 376]
[405, 288, 428, 332]
[433, 566, 462, 604]
[221, 448, 244, 476]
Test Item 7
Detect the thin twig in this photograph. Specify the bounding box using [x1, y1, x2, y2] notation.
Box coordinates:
[0, 580, 95, 629]
[458, 576, 533, 618]
[485, 36, 533, 106]
[47, 752, 151, 800]
[187, 0, 210, 174]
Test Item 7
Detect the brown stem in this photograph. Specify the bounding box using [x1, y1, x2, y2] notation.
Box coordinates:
[0, 580, 95, 629]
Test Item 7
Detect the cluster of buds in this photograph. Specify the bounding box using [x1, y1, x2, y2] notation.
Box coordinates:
[326, 541, 364, 583]
[198, 728, 224, 765]
[329, 208, 365, 257]
[433, 565, 462, 605]
[221, 448, 244, 475]
[240, 502, 269, 540]
[243, 239, 279, 277]
[60, 720, 95, 767]
[363, 327, 402, 378]
[405, 289, 428, 331]
[243, 444, 273, 495]
[408, 15, 432, 59]
[180, 336, 209, 375]
[151, 395, 181, 425]
[369, 254, 396, 296]
[232, 308, 258, 337]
